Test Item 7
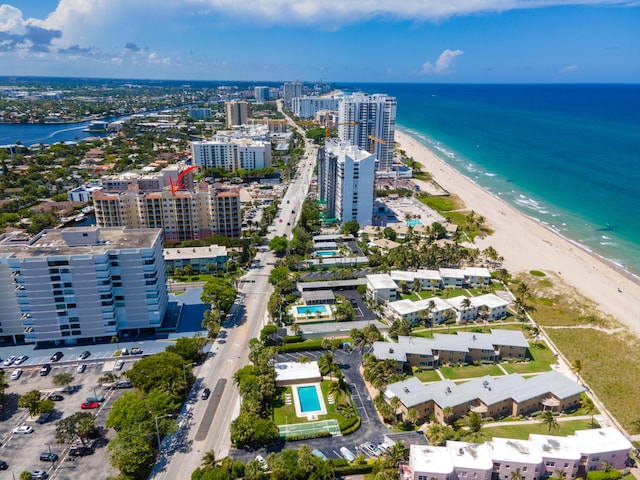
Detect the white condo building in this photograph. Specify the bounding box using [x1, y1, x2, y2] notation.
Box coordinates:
[292, 96, 340, 119]
[0, 227, 168, 345]
[191, 137, 272, 171]
[317, 141, 375, 227]
[338, 93, 397, 171]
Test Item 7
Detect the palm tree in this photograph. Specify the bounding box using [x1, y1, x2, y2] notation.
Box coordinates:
[201, 450, 219, 471]
[571, 359, 582, 384]
[581, 396, 596, 427]
[510, 468, 523, 480]
[540, 410, 559, 433]
[407, 408, 420, 428]
[389, 396, 402, 423]
[384, 442, 407, 468]
[426, 299, 436, 331]
[328, 380, 342, 405]
[530, 325, 541, 345]
[442, 406, 454, 425]
[460, 297, 472, 324]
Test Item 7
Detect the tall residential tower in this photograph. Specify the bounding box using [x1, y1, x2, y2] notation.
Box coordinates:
[338, 93, 396, 171]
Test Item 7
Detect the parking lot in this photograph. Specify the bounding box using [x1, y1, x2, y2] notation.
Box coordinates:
[0, 357, 137, 479]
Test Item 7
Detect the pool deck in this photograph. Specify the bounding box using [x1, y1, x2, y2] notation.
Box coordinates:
[292, 382, 327, 420]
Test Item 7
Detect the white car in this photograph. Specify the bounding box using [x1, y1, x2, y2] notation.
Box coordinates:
[3, 355, 16, 366]
[114, 360, 124, 371]
[255, 455, 268, 471]
[14, 355, 28, 365]
[13, 425, 34, 434]
[10, 368, 22, 380]
[77, 364, 87, 373]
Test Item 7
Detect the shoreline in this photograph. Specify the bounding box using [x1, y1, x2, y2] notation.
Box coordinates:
[394, 129, 640, 339]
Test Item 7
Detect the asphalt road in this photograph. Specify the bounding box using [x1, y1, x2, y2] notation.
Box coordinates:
[150, 107, 318, 479]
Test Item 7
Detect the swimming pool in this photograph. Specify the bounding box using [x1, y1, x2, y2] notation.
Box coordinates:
[315, 250, 338, 257]
[296, 385, 321, 413]
[296, 305, 328, 315]
[407, 219, 423, 227]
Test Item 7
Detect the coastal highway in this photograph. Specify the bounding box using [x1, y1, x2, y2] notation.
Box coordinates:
[150, 111, 316, 478]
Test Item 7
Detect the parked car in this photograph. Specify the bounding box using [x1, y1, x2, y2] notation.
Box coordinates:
[69, 446, 93, 457]
[31, 470, 49, 479]
[114, 380, 133, 389]
[39, 364, 51, 376]
[10, 368, 22, 380]
[49, 394, 64, 401]
[350, 298, 358, 306]
[201, 387, 211, 400]
[86, 394, 105, 403]
[339, 446, 356, 462]
[3, 355, 16, 366]
[78, 350, 91, 360]
[0, 460, 8, 470]
[311, 449, 328, 461]
[114, 359, 124, 370]
[13, 425, 34, 434]
[50, 351, 63, 362]
[81, 401, 99, 410]
[39, 452, 59, 462]
[14, 355, 28, 365]
[76, 364, 87, 373]
[130, 347, 143, 354]
[255, 455, 268, 471]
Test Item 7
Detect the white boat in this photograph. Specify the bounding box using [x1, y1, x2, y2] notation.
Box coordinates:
[74, 213, 86, 222]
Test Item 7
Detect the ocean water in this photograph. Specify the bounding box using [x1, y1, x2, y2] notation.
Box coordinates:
[350, 83, 640, 278]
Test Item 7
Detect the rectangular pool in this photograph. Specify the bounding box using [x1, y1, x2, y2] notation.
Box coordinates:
[296, 305, 328, 315]
[315, 250, 338, 257]
[407, 219, 423, 227]
[296, 385, 321, 413]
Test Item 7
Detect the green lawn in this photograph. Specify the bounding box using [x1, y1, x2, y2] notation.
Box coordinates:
[413, 369, 442, 382]
[483, 419, 597, 440]
[271, 381, 359, 431]
[440, 364, 504, 380]
[502, 341, 556, 374]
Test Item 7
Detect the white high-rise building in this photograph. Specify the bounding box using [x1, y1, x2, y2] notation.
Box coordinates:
[0, 227, 168, 345]
[283, 82, 303, 109]
[317, 141, 375, 227]
[191, 137, 272, 172]
[254, 86, 269, 103]
[292, 96, 340, 119]
[338, 93, 397, 171]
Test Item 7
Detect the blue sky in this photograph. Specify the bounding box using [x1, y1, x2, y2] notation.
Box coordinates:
[1, 1, 638, 82]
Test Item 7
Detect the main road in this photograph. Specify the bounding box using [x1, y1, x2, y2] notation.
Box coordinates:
[150, 109, 317, 479]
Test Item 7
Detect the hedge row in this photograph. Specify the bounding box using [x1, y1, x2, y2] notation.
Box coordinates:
[340, 417, 361, 436]
[334, 465, 374, 476]
[283, 335, 303, 344]
[276, 339, 325, 353]
[283, 431, 332, 442]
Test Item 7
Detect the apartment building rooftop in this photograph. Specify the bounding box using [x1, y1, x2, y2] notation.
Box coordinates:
[487, 437, 543, 464]
[528, 434, 581, 461]
[571, 428, 632, 454]
[447, 441, 494, 470]
[0, 227, 161, 257]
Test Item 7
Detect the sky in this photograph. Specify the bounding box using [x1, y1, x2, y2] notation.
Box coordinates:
[0, 0, 639, 83]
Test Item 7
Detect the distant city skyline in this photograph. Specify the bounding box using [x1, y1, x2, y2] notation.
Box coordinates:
[1, 1, 639, 83]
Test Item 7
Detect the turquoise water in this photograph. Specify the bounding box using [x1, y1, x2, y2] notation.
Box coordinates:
[315, 250, 338, 257]
[296, 305, 328, 315]
[296, 385, 321, 413]
[348, 83, 640, 279]
[407, 219, 423, 227]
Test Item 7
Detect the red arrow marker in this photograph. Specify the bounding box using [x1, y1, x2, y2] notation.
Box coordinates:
[170, 166, 200, 194]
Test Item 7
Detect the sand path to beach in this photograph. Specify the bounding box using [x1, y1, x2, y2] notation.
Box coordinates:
[395, 130, 640, 339]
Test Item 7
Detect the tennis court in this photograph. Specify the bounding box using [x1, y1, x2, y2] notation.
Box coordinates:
[278, 419, 341, 438]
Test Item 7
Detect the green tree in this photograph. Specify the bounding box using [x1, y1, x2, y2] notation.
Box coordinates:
[335, 301, 355, 322]
[18, 389, 42, 417]
[317, 353, 336, 377]
[540, 410, 559, 433]
[20, 472, 33, 480]
[201, 277, 237, 315]
[244, 459, 267, 480]
[268, 236, 289, 255]
[108, 427, 156, 479]
[581, 396, 596, 427]
[125, 351, 191, 397]
[341, 220, 360, 236]
[201, 450, 220, 471]
[571, 359, 583, 384]
[56, 412, 96, 445]
[0, 371, 9, 402]
[382, 227, 397, 241]
[268, 266, 290, 286]
[52, 372, 75, 389]
[442, 406, 454, 425]
[165, 336, 207, 364]
[383, 442, 407, 468]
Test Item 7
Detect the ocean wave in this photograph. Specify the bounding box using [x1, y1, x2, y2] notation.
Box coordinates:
[600, 241, 618, 246]
[485, 172, 496, 177]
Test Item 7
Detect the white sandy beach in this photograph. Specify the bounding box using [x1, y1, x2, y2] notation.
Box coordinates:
[395, 130, 640, 338]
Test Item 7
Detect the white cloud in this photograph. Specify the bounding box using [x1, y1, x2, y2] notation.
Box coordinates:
[560, 64, 578, 74]
[420, 49, 464, 75]
[0, 4, 26, 35]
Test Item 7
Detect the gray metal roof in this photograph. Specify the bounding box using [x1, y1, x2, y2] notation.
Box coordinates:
[297, 278, 368, 291]
[302, 290, 336, 302]
[385, 377, 432, 408]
